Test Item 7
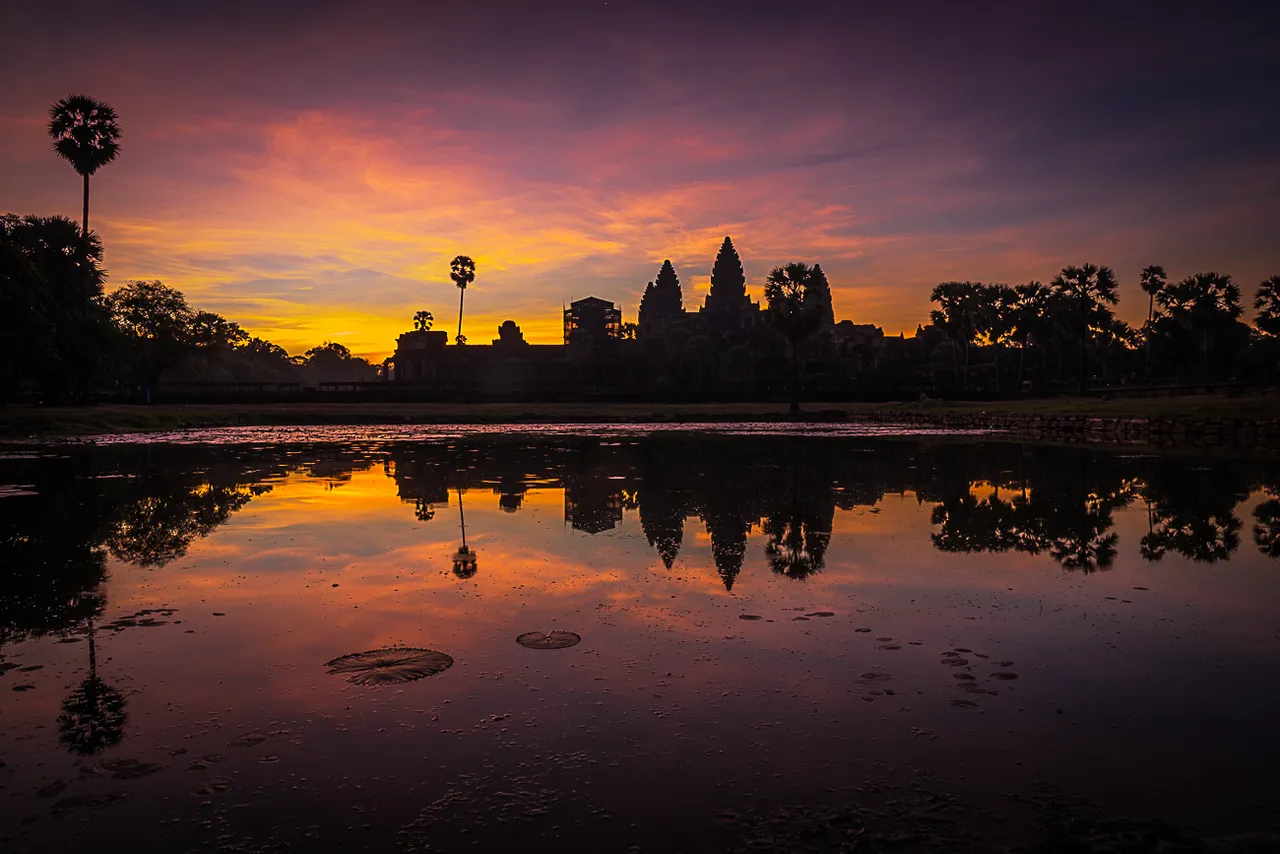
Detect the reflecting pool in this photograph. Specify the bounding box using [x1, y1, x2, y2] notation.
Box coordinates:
[2, 429, 1279, 852]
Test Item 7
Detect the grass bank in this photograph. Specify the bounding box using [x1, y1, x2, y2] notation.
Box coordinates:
[1, 392, 1278, 438]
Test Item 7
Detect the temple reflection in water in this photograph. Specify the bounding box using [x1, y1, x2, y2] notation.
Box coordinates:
[3, 435, 1277, 653]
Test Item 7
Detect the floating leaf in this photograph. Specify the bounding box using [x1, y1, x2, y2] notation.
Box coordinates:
[516, 631, 581, 650]
[325, 648, 454, 686]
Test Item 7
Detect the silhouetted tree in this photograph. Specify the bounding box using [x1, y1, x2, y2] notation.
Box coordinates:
[190, 311, 248, 349]
[1139, 265, 1167, 380]
[983, 284, 1017, 392]
[107, 280, 196, 402]
[414, 310, 434, 331]
[450, 255, 476, 345]
[1153, 272, 1244, 380]
[930, 281, 985, 388]
[48, 95, 121, 235]
[1050, 263, 1119, 392]
[303, 340, 377, 383]
[1011, 281, 1055, 389]
[765, 262, 828, 414]
[0, 214, 110, 400]
[1253, 276, 1280, 337]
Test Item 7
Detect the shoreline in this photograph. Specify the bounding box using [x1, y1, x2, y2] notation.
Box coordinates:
[3, 392, 1279, 449]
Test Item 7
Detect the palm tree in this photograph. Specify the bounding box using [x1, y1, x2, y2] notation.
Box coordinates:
[48, 96, 121, 235]
[764, 263, 825, 415]
[1157, 272, 1242, 380]
[1139, 265, 1167, 381]
[413, 310, 434, 332]
[929, 281, 984, 389]
[982, 284, 1017, 393]
[1011, 281, 1051, 390]
[449, 256, 476, 345]
[1254, 275, 1280, 337]
[1049, 263, 1119, 392]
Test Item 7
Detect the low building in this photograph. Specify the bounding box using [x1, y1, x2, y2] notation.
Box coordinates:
[390, 330, 448, 382]
[564, 297, 622, 344]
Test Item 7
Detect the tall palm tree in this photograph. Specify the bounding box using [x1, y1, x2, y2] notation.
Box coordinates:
[764, 262, 824, 415]
[1139, 265, 1167, 381]
[1049, 263, 1119, 392]
[47, 96, 121, 235]
[449, 256, 476, 345]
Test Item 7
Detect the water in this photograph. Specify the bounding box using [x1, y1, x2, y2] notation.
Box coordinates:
[2, 429, 1278, 852]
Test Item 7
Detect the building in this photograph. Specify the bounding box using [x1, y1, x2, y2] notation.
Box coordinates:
[563, 297, 622, 344]
[390, 329, 448, 381]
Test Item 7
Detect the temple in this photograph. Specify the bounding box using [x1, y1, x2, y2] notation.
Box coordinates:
[387, 238, 946, 400]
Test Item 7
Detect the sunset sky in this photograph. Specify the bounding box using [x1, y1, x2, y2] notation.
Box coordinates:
[3, 1, 1278, 357]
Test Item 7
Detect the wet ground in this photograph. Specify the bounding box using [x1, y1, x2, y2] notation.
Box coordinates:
[1, 428, 1278, 852]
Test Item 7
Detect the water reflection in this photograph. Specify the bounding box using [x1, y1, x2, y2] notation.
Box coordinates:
[451, 487, 478, 579]
[1, 435, 1278, 851]
[2, 441, 1277, 632]
[57, 620, 126, 755]
[1254, 494, 1280, 557]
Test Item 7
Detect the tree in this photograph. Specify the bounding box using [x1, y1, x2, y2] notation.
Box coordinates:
[48, 95, 121, 235]
[1011, 281, 1054, 390]
[982, 284, 1017, 392]
[1050, 263, 1119, 392]
[449, 255, 476, 345]
[0, 214, 110, 400]
[302, 341, 377, 383]
[1139, 265, 1167, 380]
[190, 311, 248, 349]
[107, 280, 195, 402]
[413, 310, 434, 331]
[764, 262, 827, 415]
[1254, 276, 1280, 337]
[929, 281, 984, 389]
[1155, 272, 1243, 380]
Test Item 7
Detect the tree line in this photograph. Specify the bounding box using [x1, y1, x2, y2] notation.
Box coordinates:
[0, 216, 379, 402]
[926, 264, 1280, 393]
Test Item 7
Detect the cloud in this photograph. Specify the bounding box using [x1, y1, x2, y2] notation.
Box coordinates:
[3, 2, 1278, 356]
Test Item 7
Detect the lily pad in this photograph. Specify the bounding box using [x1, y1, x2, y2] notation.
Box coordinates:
[516, 631, 582, 650]
[325, 647, 454, 686]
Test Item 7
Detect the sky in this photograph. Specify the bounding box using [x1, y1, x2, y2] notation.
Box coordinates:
[2, 1, 1279, 358]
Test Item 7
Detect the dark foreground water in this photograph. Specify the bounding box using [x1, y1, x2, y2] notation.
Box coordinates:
[2, 427, 1279, 853]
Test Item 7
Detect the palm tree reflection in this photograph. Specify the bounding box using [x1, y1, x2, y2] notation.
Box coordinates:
[58, 618, 126, 755]
[451, 488, 478, 579]
[1254, 497, 1280, 558]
